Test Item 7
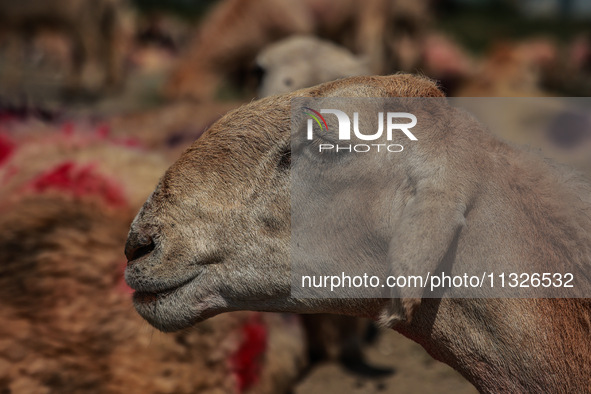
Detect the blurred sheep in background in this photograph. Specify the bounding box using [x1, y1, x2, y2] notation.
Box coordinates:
[455, 38, 557, 97]
[0, 126, 307, 394]
[164, 0, 432, 101]
[0, 0, 133, 98]
[255, 36, 370, 97]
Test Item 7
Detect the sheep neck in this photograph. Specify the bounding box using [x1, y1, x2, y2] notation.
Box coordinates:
[394, 298, 591, 393]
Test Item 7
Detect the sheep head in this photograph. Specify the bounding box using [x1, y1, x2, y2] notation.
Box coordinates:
[125, 74, 444, 332]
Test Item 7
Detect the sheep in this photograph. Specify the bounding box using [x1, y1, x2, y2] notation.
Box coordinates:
[125, 74, 591, 393]
[455, 39, 557, 97]
[0, 0, 130, 94]
[164, 0, 432, 100]
[0, 125, 307, 393]
[255, 36, 370, 98]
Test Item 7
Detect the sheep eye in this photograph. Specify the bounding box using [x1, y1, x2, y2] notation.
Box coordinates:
[277, 148, 291, 170]
[284, 77, 293, 87]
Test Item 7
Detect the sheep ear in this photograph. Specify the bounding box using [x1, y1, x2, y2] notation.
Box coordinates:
[380, 189, 467, 327]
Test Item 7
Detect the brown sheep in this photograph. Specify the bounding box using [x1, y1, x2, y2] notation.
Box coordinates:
[454, 39, 557, 97]
[0, 126, 307, 393]
[125, 74, 591, 393]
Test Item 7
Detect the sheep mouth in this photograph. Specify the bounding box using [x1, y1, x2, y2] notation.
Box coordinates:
[132, 273, 200, 305]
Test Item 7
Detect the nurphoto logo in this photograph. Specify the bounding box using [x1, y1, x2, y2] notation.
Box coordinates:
[304, 107, 417, 153]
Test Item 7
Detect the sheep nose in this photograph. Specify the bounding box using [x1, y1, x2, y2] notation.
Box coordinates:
[125, 231, 155, 264]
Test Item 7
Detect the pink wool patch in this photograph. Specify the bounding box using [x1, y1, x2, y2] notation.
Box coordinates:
[0, 135, 15, 166]
[29, 161, 127, 207]
[231, 314, 268, 393]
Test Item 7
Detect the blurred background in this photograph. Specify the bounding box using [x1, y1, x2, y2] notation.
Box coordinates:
[0, 0, 590, 393]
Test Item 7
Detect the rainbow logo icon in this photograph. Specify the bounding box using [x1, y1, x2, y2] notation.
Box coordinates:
[303, 107, 328, 132]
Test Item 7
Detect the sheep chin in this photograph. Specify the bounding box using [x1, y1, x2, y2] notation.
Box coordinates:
[132, 276, 225, 332]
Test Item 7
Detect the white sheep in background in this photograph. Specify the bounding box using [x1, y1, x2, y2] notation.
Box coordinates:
[256, 35, 370, 97]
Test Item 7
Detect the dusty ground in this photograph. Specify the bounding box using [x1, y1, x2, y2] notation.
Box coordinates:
[295, 329, 477, 394]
